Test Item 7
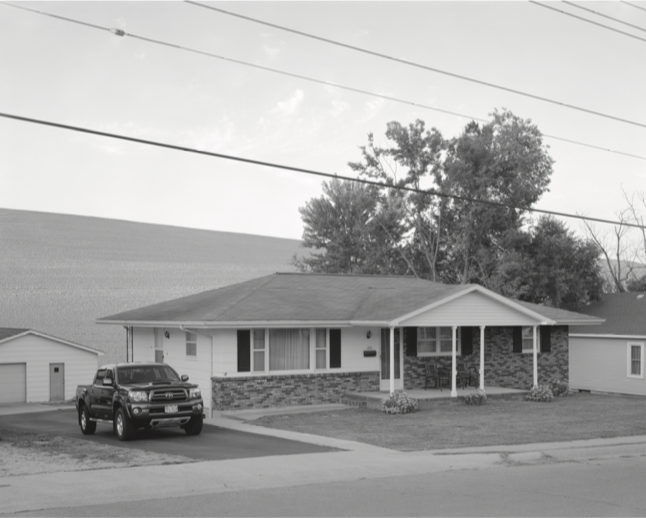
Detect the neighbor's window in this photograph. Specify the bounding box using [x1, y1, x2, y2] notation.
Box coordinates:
[315, 329, 327, 369]
[269, 329, 310, 371]
[185, 331, 197, 357]
[418, 327, 459, 355]
[628, 343, 644, 378]
[253, 329, 266, 372]
[522, 327, 539, 353]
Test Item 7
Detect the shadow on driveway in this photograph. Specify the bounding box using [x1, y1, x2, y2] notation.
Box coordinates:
[0, 408, 339, 461]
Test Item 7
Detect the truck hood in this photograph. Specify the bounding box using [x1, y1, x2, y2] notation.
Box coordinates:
[120, 381, 198, 390]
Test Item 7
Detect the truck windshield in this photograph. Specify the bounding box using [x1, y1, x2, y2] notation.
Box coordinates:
[117, 366, 180, 384]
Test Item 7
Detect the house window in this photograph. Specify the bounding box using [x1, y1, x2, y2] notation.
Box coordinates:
[628, 343, 644, 378]
[185, 332, 197, 357]
[522, 327, 539, 353]
[417, 327, 459, 356]
[269, 329, 310, 371]
[315, 329, 327, 369]
[253, 329, 266, 372]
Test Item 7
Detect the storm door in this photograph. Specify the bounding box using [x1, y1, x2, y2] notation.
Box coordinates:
[380, 328, 402, 391]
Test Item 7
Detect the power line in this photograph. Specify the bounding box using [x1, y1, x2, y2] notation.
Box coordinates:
[530, 1, 646, 43]
[186, 0, 646, 130]
[2, 2, 643, 162]
[1, 111, 643, 231]
[621, 1, 646, 13]
[562, 1, 646, 34]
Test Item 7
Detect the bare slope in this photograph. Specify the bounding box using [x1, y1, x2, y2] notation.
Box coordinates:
[0, 209, 301, 363]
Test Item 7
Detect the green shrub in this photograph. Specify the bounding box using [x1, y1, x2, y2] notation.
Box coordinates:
[463, 389, 487, 406]
[549, 378, 569, 397]
[525, 384, 553, 402]
[381, 391, 419, 415]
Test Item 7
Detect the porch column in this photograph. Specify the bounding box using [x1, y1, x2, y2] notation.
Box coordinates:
[451, 325, 457, 397]
[479, 325, 485, 392]
[532, 325, 538, 388]
[389, 326, 395, 394]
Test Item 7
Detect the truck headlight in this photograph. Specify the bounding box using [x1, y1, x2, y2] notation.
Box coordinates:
[189, 388, 201, 399]
[129, 391, 148, 402]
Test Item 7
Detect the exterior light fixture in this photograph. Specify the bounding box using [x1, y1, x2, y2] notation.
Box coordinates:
[366, 331, 372, 339]
[164, 330, 170, 339]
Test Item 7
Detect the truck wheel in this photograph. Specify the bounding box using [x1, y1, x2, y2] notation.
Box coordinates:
[184, 415, 203, 436]
[114, 407, 134, 441]
[79, 405, 96, 435]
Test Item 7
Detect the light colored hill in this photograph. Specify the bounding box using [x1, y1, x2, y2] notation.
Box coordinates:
[0, 209, 302, 364]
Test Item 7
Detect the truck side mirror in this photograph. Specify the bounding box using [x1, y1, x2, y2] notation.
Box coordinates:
[103, 378, 113, 386]
[181, 375, 189, 382]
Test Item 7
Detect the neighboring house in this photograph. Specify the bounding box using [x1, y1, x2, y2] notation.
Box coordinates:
[97, 273, 603, 414]
[570, 292, 646, 396]
[0, 328, 104, 404]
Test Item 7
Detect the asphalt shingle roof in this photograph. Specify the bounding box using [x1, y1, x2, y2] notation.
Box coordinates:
[571, 292, 646, 335]
[98, 273, 602, 326]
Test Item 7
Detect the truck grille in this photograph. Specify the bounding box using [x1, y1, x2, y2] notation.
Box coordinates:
[150, 388, 188, 403]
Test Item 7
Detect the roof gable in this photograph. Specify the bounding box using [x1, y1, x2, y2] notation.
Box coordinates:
[0, 328, 104, 355]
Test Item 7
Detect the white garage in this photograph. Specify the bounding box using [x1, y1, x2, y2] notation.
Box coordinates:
[0, 328, 104, 403]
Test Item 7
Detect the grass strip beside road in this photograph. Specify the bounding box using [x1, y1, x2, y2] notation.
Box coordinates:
[254, 393, 646, 451]
[0, 428, 196, 477]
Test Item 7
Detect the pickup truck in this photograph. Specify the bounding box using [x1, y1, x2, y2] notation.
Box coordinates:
[76, 362, 205, 441]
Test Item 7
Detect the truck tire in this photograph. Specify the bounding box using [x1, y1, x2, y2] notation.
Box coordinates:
[184, 415, 203, 436]
[114, 407, 134, 441]
[79, 405, 96, 435]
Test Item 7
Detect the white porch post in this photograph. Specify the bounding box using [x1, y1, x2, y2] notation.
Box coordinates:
[389, 326, 395, 394]
[451, 325, 457, 397]
[532, 325, 538, 388]
[479, 325, 485, 392]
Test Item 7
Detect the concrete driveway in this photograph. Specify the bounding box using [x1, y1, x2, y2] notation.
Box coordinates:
[0, 407, 338, 461]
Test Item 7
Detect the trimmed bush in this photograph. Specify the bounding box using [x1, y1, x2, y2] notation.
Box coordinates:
[463, 389, 487, 406]
[525, 384, 554, 402]
[381, 391, 419, 415]
[549, 378, 569, 397]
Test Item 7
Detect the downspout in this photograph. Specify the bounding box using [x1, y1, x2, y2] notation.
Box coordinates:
[123, 326, 129, 363]
[180, 325, 214, 418]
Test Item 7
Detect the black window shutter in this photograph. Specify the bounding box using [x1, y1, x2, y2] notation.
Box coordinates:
[404, 327, 418, 357]
[512, 327, 523, 353]
[461, 327, 473, 356]
[237, 330, 251, 372]
[330, 329, 342, 368]
[540, 327, 552, 353]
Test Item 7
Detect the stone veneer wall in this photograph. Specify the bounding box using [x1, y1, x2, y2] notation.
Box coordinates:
[212, 371, 380, 410]
[403, 326, 569, 391]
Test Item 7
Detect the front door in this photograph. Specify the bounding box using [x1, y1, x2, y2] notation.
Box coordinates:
[49, 363, 64, 401]
[380, 328, 403, 391]
[154, 329, 164, 363]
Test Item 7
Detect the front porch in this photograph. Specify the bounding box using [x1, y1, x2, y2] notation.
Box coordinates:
[343, 386, 527, 410]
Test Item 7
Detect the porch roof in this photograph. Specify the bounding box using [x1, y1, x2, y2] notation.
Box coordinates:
[97, 273, 604, 328]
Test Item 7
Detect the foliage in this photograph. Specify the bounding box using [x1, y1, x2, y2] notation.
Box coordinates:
[549, 379, 570, 398]
[463, 389, 487, 406]
[626, 275, 646, 292]
[525, 384, 554, 402]
[381, 391, 419, 415]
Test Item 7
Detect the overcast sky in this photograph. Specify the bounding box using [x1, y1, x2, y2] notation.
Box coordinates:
[1, 1, 645, 240]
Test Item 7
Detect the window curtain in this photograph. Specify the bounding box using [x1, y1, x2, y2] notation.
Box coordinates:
[269, 329, 310, 371]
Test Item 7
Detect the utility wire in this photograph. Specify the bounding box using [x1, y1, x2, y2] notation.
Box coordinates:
[562, 1, 646, 34]
[186, 0, 646, 130]
[2, 2, 644, 162]
[1, 111, 643, 231]
[621, 1, 646, 13]
[530, 1, 646, 43]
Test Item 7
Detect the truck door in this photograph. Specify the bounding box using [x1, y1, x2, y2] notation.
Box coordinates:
[98, 368, 116, 418]
[89, 369, 106, 417]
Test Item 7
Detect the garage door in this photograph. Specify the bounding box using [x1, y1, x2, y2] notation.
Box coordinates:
[0, 363, 27, 404]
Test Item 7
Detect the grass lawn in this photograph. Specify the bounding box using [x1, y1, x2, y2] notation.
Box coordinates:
[254, 393, 646, 451]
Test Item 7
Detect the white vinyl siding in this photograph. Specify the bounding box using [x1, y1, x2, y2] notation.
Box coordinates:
[569, 336, 646, 396]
